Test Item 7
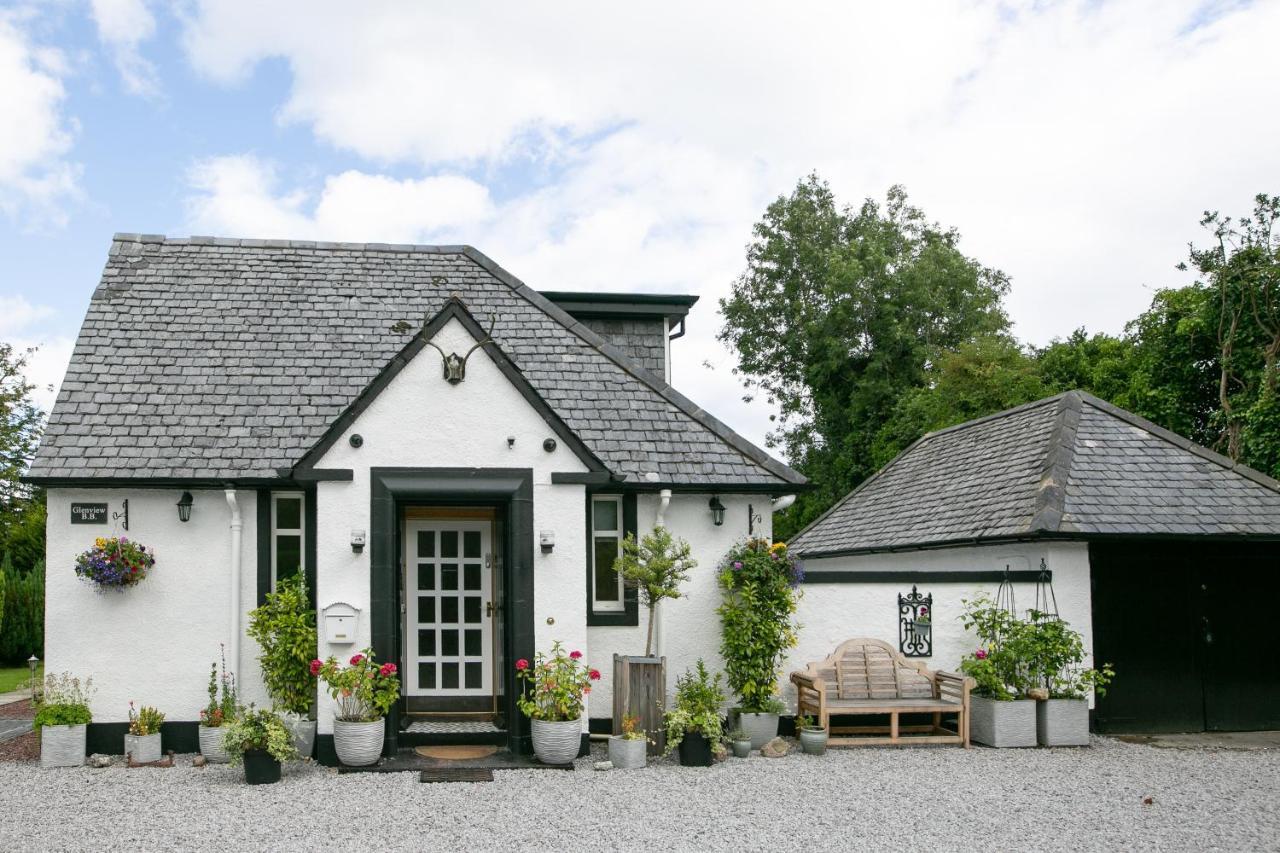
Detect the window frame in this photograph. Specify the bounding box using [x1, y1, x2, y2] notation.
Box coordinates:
[270, 491, 305, 591]
[589, 496, 625, 613]
[585, 491, 639, 627]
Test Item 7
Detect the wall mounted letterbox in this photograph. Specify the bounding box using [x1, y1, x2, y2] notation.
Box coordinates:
[322, 602, 360, 645]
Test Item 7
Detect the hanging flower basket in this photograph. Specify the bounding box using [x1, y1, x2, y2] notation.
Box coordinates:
[74, 537, 155, 591]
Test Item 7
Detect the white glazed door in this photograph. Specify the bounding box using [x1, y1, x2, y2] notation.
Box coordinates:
[405, 520, 493, 697]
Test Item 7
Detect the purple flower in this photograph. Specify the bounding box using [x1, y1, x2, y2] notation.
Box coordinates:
[732, 561, 743, 570]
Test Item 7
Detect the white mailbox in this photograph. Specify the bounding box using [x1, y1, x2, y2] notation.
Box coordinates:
[322, 602, 360, 645]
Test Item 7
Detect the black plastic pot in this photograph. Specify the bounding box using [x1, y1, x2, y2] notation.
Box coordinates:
[243, 749, 282, 785]
[677, 732, 712, 767]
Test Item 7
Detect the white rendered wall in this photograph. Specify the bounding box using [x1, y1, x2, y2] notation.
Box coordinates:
[313, 318, 590, 733]
[44, 488, 266, 723]
[787, 540, 1095, 708]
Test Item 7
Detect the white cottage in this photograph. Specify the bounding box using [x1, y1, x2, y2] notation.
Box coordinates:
[28, 235, 806, 761]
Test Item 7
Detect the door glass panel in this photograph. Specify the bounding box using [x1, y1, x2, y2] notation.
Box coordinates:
[465, 629, 481, 656]
[463, 531, 481, 558]
[442, 663, 459, 689]
[441, 629, 459, 657]
[417, 630, 435, 657]
[594, 538, 620, 602]
[418, 597, 435, 624]
[417, 530, 435, 557]
[418, 662, 435, 690]
[441, 564, 458, 591]
[276, 535, 302, 582]
[417, 564, 434, 591]
[465, 662, 482, 690]
[464, 597, 481, 624]
[464, 564, 481, 590]
[441, 597, 458, 623]
[441, 531, 458, 559]
[276, 497, 302, 529]
[592, 499, 618, 531]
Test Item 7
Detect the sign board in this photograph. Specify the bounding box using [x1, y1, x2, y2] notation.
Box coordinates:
[70, 503, 109, 524]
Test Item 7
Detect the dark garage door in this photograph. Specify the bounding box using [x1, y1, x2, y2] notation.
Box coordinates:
[1091, 541, 1280, 733]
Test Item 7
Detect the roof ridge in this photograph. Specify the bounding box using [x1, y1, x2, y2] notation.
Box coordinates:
[916, 393, 1069, 444]
[1027, 390, 1083, 533]
[111, 233, 471, 254]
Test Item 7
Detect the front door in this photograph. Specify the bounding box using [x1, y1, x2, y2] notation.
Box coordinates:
[404, 517, 496, 714]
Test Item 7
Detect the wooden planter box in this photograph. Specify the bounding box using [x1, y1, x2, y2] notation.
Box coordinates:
[612, 655, 666, 755]
[969, 697, 1037, 747]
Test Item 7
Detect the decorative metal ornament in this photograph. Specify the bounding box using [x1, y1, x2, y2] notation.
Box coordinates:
[1033, 557, 1059, 620]
[113, 499, 130, 531]
[423, 312, 496, 385]
[898, 586, 932, 657]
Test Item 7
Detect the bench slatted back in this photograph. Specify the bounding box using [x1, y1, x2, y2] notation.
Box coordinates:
[810, 639, 936, 700]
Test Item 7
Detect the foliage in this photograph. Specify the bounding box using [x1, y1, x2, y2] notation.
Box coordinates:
[794, 714, 815, 730]
[222, 706, 297, 764]
[0, 342, 43, 508]
[513, 641, 599, 722]
[727, 726, 749, 742]
[0, 489, 45, 578]
[719, 177, 1011, 538]
[74, 536, 154, 591]
[617, 713, 646, 741]
[612, 526, 695, 657]
[662, 660, 725, 754]
[200, 647, 238, 728]
[717, 539, 801, 712]
[246, 573, 317, 716]
[0, 556, 43, 664]
[1023, 611, 1115, 700]
[33, 673, 93, 729]
[128, 703, 165, 736]
[958, 594, 1034, 700]
[314, 648, 400, 722]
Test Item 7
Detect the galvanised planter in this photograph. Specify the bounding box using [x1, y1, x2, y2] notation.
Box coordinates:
[736, 712, 779, 749]
[197, 725, 229, 763]
[798, 726, 828, 756]
[124, 732, 162, 764]
[607, 735, 647, 770]
[39, 724, 86, 768]
[1037, 698, 1090, 747]
[333, 718, 384, 766]
[285, 718, 317, 760]
[531, 718, 581, 765]
[969, 697, 1037, 748]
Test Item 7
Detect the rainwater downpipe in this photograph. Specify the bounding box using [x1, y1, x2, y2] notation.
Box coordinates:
[772, 494, 797, 515]
[652, 489, 672, 657]
[225, 488, 243, 678]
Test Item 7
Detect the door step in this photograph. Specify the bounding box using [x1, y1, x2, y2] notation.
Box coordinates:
[405, 720, 501, 734]
[420, 768, 495, 783]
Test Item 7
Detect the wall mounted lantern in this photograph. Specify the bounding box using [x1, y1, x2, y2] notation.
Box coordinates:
[708, 496, 726, 527]
[176, 492, 193, 523]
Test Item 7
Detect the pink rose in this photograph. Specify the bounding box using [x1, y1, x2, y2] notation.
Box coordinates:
[515, 659, 529, 671]
[309, 659, 322, 676]
[350, 654, 364, 666]
[379, 662, 397, 677]
[975, 649, 988, 660]
[588, 669, 601, 681]
[569, 650, 583, 660]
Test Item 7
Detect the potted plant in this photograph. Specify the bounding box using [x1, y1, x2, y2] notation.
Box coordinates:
[198, 649, 238, 763]
[223, 706, 297, 784]
[607, 713, 648, 770]
[74, 536, 155, 591]
[35, 673, 93, 768]
[1025, 612, 1115, 747]
[913, 606, 931, 637]
[247, 574, 319, 758]
[314, 649, 400, 766]
[515, 641, 599, 765]
[611, 526, 695, 754]
[795, 714, 828, 756]
[728, 726, 752, 758]
[662, 660, 724, 767]
[125, 703, 165, 763]
[717, 538, 802, 748]
[959, 594, 1037, 748]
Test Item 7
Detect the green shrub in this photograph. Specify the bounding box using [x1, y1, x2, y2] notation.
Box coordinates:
[222, 706, 297, 764]
[662, 660, 725, 754]
[717, 539, 801, 712]
[246, 574, 317, 716]
[33, 672, 93, 729]
[0, 555, 44, 664]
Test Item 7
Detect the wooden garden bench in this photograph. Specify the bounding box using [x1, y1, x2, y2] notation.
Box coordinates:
[790, 638, 974, 747]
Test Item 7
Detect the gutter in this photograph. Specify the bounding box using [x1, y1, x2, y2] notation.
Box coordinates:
[224, 488, 243, 678]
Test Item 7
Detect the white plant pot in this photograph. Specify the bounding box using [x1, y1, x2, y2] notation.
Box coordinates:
[607, 735, 647, 770]
[1037, 698, 1090, 747]
[198, 725, 229, 763]
[530, 718, 581, 765]
[124, 732, 163, 764]
[969, 697, 1037, 748]
[39, 724, 86, 768]
[284, 718, 317, 759]
[736, 712, 780, 749]
[333, 718, 384, 766]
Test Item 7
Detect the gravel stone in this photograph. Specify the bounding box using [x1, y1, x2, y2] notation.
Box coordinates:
[0, 737, 1276, 852]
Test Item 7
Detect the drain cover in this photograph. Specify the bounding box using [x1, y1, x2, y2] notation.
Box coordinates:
[419, 768, 495, 783]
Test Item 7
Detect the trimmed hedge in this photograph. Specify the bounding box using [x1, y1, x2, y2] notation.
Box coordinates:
[0, 554, 42, 665]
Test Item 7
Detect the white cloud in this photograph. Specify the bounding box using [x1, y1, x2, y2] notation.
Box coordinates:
[0, 295, 55, 338]
[0, 295, 72, 413]
[177, 0, 1280, 453]
[89, 0, 159, 96]
[0, 12, 80, 225]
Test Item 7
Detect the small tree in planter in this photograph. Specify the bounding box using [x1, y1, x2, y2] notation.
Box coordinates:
[197, 647, 238, 763]
[662, 660, 725, 767]
[610, 526, 694, 752]
[1024, 612, 1115, 747]
[314, 649, 400, 767]
[246, 574, 318, 757]
[717, 539, 802, 748]
[125, 703, 165, 763]
[515, 641, 600, 765]
[35, 673, 93, 768]
[223, 706, 296, 785]
[959, 594, 1037, 748]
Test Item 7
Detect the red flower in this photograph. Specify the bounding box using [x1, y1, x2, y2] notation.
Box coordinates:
[379, 662, 397, 677]
[515, 658, 529, 670]
[309, 659, 322, 676]
[569, 650, 583, 660]
[588, 669, 601, 681]
[975, 648, 988, 660]
[350, 654, 364, 666]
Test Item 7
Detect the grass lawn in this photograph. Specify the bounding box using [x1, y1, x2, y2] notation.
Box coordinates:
[0, 665, 41, 694]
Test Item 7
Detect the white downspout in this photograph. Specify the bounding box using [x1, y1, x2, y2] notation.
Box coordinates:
[225, 488, 243, 678]
[653, 489, 672, 657]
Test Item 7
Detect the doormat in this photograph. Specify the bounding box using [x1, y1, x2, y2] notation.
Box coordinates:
[420, 768, 495, 783]
[415, 745, 499, 760]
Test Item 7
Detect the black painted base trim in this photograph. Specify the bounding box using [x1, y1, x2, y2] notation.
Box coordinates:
[803, 570, 1051, 584]
[316, 734, 338, 767]
[86, 721, 199, 755]
[578, 733, 590, 759]
[587, 718, 613, 736]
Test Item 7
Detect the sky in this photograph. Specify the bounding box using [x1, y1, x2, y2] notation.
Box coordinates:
[1, 0, 1278, 457]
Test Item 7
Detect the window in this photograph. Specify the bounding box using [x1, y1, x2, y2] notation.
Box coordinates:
[590, 496, 624, 612]
[271, 492, 304, 590]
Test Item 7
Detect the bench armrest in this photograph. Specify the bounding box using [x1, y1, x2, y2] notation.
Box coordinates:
[790, 671, 825, 694]
[936, 670, 974, 687]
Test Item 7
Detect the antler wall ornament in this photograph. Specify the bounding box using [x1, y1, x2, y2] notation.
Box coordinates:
[423, 311, 497, 385]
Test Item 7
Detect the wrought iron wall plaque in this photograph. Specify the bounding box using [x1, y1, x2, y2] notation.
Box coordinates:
[898, 585, 932, 657]
[70, 503, 108, 524]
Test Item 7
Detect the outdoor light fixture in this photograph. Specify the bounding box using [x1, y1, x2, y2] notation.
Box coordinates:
[176, 491, 193, 523]
[708, 496, 726, 527]
[27, 655, 38, 703]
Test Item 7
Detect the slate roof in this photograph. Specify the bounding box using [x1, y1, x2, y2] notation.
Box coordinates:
[28, 235, 805, 487]
[790, 390, 1280, 557]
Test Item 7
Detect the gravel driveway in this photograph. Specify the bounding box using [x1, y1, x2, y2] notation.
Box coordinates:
[0, 737, 1275, 852]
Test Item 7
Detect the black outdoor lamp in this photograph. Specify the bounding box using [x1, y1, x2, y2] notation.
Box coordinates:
[708, 496, 726, 527]
[176, 491, 194, 523]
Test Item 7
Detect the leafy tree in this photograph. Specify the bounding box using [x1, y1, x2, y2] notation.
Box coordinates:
[612, 526, 694, 657]
[720, 176, 1010, 537]
[0, 343, 42, 507]
[246, 574, 317, 716]
[1036, 330, 1137, 405]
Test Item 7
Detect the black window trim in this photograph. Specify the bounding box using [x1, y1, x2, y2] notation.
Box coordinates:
[585, 490, 638, 627]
